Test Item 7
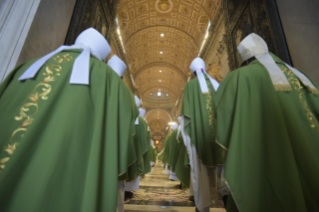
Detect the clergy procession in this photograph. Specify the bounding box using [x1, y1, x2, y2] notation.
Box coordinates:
[0, 24, 319, 212]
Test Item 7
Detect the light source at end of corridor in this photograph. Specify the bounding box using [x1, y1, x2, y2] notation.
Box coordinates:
[157, 92, 162, 96]
[161, 33, 164, 37]
[168, 122, 177, 125]
[155, 140, 159, 144]
[159, 70, 162, 72]
[160, 51, 163, 54]
[159, 80, 162, 82]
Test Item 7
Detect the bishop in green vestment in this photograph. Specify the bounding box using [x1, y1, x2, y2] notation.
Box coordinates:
[215, 33, 319, 212]
[0, 28, 138, 212]
[107, 55, 139, 212]
[163, 124, 190, 186]
[180, 58, 225, 212]
[139, 108, 151, 174]
[150, 140, 158, 166]
[125, 107, 151, 193]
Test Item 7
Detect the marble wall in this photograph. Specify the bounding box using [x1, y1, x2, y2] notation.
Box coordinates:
[0, 0, 41, 82]
[0, 0, 76, 83]
[17, 0, 76, 65]
[205, 23, 230, 83]
[276, 0, 319, 85]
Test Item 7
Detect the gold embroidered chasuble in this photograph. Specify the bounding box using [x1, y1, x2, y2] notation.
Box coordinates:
[0, 49, 138, 212]
[180, 74, 225, 167]
[215, 53, 319, 212]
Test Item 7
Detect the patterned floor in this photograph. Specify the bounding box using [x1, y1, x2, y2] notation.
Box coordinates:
[124, 162, 225, 211]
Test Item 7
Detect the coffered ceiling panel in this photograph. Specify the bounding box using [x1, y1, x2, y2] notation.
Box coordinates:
[116, 0, 221, 137]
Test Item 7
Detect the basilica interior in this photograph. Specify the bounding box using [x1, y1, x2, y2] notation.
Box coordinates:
[2, 0, 318, 152]
[0, 0, 318, 211]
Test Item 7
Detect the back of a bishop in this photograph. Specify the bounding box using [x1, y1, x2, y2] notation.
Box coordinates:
[215, 33, 319, 212]
[0, 28, 137, 212]
[179, 57, 226, 212]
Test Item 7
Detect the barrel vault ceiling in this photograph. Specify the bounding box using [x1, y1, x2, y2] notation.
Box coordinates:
[116, 0, 221, 141]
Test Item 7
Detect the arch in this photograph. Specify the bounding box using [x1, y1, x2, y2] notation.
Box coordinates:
[124, 26, 201, 46]
[134, 62, 188, 81]
[145, 108, 173, 122]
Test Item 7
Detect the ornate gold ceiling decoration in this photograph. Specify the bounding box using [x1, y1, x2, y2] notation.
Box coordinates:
[116, 0, 221, 134]
[145, 109, 172, 131]
[156, 0, 173, 13]
[135, 66, 186, 100]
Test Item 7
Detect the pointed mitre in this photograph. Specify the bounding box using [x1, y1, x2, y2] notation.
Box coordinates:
[139, 108, 146, 117]
[237, 33, 317, 93]
[107, 55, 127, 77]
[75, 28, 111, 61]
[172, 123, 178, 130]
[134, 95, 141, 108]
[190, 57, 205, 73]
[237, 33, 268, 61]
[189, 57, 219, 92]
[18, 28, 111, 84]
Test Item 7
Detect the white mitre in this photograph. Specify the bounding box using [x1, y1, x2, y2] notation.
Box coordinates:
[75, 28, 111, 61]
[237, 33, 317, 92]
[190, 57, 219, 93]
[107, 55, 127, 77]
[19, 28, 111, 85]
[237, 33, 268, 62]
[139, 108, 146, 118]
[151, 140, 155, 148]
[134, 95, 141, 107]
[134, 96, 141, 125]
[172, 123, 178, 130]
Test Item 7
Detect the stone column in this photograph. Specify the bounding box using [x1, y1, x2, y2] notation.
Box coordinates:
[276, 0, 319, 84]
[0, 0, 42, 82]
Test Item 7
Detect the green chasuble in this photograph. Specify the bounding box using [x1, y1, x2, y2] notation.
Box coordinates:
[158, 150, 165, 163]
[166, 129, 180, 172]
[162, 130, 190, 187]
[0, 49, 138, 212]
[163, 133, 171, 166]
[134, 116, 151, 177]
[151, 146, 158, 162]
[215, 53, 319, 212]
[141, 118, 151, 174]
[119, 85, 139, 182]
[181, 74, 225, 167]
[174, 133, 191, 187]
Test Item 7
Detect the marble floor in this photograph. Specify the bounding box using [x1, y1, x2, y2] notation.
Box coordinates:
[124, 162, 226, 212]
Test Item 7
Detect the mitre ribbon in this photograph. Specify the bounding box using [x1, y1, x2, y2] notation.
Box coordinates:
[18, 43, 100, 85]
[195, 69, 220, 93]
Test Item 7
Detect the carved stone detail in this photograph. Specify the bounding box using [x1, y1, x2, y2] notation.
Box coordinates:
[65, 0, 118, 45]
[223, 0, 287, 70]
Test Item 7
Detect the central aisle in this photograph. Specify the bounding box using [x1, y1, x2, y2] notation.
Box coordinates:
[124, 162, 226, 212]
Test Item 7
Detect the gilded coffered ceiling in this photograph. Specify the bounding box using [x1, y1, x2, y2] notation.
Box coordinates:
[116, 0, 221, 141]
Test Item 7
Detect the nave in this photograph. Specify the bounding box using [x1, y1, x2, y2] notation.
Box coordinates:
[0, 0, 319, 211]
[124, 162, 225, 212]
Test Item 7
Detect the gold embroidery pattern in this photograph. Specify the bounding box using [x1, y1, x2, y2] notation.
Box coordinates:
[206, 81, 216, 139]
[281, 66, 319, 131]
[0, 54, 74, 173]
